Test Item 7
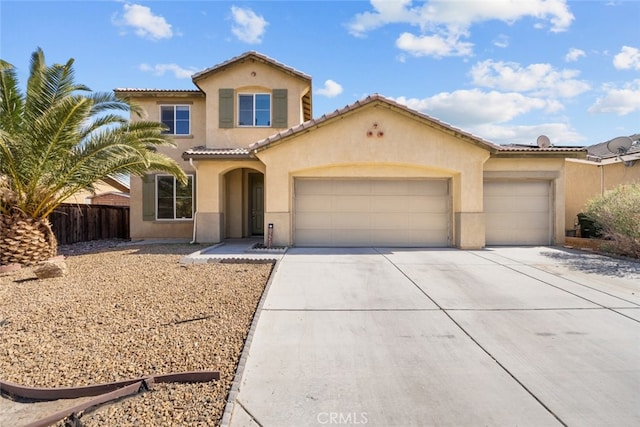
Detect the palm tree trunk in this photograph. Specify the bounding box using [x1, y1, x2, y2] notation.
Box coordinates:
[0, 208, 57, 266]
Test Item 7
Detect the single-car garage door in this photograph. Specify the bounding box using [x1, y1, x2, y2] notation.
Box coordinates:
[294, 179, 450, 247]
[484, 180, 552, 245]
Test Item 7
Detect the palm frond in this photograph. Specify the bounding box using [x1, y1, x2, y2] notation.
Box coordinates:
[0, 59, 24, 134]
[1, 48, 186, 220]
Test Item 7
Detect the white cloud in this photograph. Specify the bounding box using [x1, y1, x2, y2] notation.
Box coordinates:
[589, 79, 640, 115]
[471, 123, 585, 145]
[613, 46, 640, 70]
[139, 63, 196, 79]
[348, 0, 574, 57]
[565, 48, 586, 62]
[230, 6, 268, 44]
[396, 32, 473, 58]
[394, 89, 562, 127]
[470, 60, 590, 98]
[493, 34, 509, 49]
[114, 3, 173, 40]
[316, 80, 343, 98]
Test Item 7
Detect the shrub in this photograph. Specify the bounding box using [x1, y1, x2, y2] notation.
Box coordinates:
[585, 183, 640, 258]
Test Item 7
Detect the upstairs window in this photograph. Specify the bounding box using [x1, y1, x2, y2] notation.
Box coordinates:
[238, 94, 270, 127]
[160, 105, 190, 135]
[156, 175, 193, 220]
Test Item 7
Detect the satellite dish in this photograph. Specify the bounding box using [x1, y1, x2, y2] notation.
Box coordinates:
[537, 135, 551, 148]
[606, 136, 633, 154]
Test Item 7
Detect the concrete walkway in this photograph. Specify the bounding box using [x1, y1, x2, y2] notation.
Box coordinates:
[222, 246, 640, 427]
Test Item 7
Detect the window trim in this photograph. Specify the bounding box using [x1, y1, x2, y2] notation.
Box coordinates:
[155, 174, 194, 221]
[237, 93, 271, 127]
[159, 104, 191, 135]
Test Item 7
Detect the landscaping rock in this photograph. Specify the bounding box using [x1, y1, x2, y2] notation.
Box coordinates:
[33, 258, 67, 279]
[0, 243, 273, 426]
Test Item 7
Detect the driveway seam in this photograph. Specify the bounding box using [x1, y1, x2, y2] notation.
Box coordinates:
[469, 250, 640, 324]
[376, 248, 569, 427]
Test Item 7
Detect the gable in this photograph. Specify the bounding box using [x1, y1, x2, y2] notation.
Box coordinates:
[254, 101, 491, 175]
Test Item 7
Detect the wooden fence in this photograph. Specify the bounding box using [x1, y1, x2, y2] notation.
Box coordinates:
[50, 204, 130, 245]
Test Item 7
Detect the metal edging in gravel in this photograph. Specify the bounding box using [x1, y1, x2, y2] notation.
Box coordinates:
[219, 258, 281, 427]
[0, 371, 220, 427]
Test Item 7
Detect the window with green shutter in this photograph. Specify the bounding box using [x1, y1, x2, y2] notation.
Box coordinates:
[219, 88, 234, 128]
[272, 89, 288, 128]
[142, 174, 194, 221]
[142, 174, 156, 221]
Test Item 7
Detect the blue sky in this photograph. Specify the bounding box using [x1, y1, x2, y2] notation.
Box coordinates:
[1, 0, 639, 146]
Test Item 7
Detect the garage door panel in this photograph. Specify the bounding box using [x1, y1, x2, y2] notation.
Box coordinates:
[484, 181, 551, 246]
[296, 212, 332, 228]
[332, 212, 369, 228]
[371, 213, 409, 228]
[409, 213, 450, 230]
[296, 195, 333, 212]
[295, 179, 450, 247]
[371, 196, 410, 212]
[332, 195, 371, 211]
[297, 180, 330, 194]
[410, 197, 450, 213]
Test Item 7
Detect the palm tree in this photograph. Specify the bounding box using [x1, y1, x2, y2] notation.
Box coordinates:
[0, 48, 186, 266]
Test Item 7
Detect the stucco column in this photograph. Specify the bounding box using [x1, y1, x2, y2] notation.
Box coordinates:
[454, 168, 486, 249]
[262, 167, 292, 247]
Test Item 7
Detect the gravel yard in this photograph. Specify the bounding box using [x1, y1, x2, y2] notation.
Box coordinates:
[0, 241, 274, 426]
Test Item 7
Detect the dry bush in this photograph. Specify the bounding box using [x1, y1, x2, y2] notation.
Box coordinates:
[585, 182, 640, 258]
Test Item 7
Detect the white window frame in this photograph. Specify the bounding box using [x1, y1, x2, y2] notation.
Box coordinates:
[159, 104, 191, 135]
[237, 93, 271, 127]
[155, 174, 194, 221]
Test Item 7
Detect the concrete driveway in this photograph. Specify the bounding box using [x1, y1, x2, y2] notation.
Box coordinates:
[225, 246, 640, 427]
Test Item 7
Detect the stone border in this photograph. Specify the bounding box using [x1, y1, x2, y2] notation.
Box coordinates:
[246, 243, 288, 254]
[219, 258, 281, 427]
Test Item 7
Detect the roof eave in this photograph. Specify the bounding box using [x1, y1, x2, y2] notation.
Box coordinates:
[181, 152, 255, 161]
[192, 51, 311, 84]
[251, 96, 501, 154]
[491, 150, 587, 159]
[114, 89, 204, 98]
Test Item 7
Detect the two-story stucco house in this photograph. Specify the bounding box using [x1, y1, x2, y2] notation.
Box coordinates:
[115, 51, 586, 249]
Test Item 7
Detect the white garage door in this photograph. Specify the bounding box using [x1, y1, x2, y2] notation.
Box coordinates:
[484, 181, 551, 245]
[294, 179, 450, 247]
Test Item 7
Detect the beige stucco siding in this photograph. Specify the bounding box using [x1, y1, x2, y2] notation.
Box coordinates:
[190, 160, 265, 242]
[255, 106, 490, 247]
[194, 61, 311, 148]
[129, 143, 196, 240]
[565, 160, 639, 229]
[128, 96, 206, 148]
[124, 95, 204, 239]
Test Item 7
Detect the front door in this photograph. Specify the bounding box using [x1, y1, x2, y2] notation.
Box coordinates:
[250, 174, 264, 235]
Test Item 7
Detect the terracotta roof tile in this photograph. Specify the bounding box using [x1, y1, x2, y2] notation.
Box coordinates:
[182, 147, 251, 160]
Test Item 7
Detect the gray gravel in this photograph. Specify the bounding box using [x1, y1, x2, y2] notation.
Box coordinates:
[0, 241, 273, 426]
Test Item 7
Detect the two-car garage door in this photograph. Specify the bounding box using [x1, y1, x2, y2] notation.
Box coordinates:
[294, 179, 450, 247]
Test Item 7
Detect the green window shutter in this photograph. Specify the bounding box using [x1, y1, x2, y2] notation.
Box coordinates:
[142, 174, 156, 221]
[219, 88, 234, 128]
[272, 89, 288, 128]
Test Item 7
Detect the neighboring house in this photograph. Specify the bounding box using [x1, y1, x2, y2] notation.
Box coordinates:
[63, 176, 130, 206]
[565, 134, 640, 231]
[116, 51, 586, 249]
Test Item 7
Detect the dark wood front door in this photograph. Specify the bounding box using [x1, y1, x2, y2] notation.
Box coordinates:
[250, 174, 264, 235]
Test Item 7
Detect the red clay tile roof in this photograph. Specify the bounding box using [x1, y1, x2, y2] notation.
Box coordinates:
[114, 88, 203, 96]
[182, 147, 252, 160]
